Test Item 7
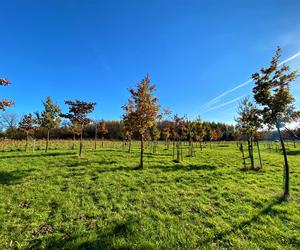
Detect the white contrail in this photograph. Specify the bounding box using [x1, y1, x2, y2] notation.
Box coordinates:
[278, 51, 300, 66]
[200, 79, 252, 112]
[201, 96, 245, 114]
[200, 50, 300, 113]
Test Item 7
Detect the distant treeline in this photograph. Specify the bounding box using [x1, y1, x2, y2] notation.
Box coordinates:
[1, 119, 299, 141]
[1, 120, 235, 141]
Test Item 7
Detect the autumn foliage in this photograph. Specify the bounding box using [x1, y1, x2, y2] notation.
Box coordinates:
[122, 74, 160, 168]
[0, 77, 13, 111]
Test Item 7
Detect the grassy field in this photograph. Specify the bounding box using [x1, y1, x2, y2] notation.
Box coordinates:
[0, 140, 299, 249]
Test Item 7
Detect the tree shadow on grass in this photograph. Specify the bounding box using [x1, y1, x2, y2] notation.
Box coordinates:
[28, 217, 142, 250]
[0, 169, 34, 185]
[64, 159, 119, 168]
[0, 152, 76, 159]
[149, 164, 217, 172]
[198, 195, 286, 246]
[286, 150, 300, 156]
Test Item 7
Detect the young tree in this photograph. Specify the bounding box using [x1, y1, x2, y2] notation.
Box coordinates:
[162, 127, 171, 150]
[252, 47, 299, 198]
[18, 114, 35, 152]
[173, 114, 187, 162]
[98, 121, 108, 148]
[68, 119, 82, 149]
[235, 97, 261, 169]
[193, 117, 204, 151]
[212, 128, 223, 142]
[35, 96, 61, 152]
[204, 124, 213, 149]
[121, 117, 134, 153]
[186, 119, 195, 157]
[63, 100, 96, 157]
[0, 77, 13, 111]
[122, 74, 160, 169]
[161, 108, 172, 150]
[149, 124, 160, 154]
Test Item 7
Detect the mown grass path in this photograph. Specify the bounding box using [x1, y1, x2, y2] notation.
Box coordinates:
[0, 141, 299, 249]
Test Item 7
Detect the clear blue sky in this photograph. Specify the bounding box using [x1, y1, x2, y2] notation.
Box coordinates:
[1, 0, 300, 123]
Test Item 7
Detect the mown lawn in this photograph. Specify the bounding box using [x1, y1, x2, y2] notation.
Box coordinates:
[0, 141, 299, 249]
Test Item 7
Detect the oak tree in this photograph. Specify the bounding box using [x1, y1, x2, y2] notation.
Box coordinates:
[63, 100, 96, 157]
[252, 47, 299, 198]
[18, 114, 35, 152]
[235, 97, 261, 169]
[35, 96, 61, 152]
[122, 74, 160, 169]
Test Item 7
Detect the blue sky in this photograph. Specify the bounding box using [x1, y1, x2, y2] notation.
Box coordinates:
[1, 0, 300, 123]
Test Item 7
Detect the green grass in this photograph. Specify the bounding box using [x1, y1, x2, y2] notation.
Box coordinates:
[0, 141, 300, 249]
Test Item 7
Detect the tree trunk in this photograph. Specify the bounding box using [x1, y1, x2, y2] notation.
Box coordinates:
[45, 128, 50, 152]
[172, 140, 175, 159]
[247, 137, 254, 169]
[25, 131, 29, 152]
[102, 135, 104, 148]
[140, 135, 144, 169]
[176, 141, 180, 162]
[180, 141, 183, 160]
[128, 140, 131, 153]
[94, 125, 97, 150]
[276, 124, 289, 199]
[33, 139, 36, 152]
[79, 125, 83, 157]
[256, 140, 262, 169]
[240, 143, 246, 169]
[72, 134, 75, 150]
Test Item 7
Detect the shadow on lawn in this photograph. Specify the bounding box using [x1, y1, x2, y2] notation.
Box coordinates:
[29, 217, 148, 250]
[0, 151, 76, 159]
[0, 169, 34, 185]
[286, 150, 300, 156]
[64, 161, 216, 175]
[150, 164, 217, 172]
[30, 197, 287, 249]
[198, 195, 286, 246]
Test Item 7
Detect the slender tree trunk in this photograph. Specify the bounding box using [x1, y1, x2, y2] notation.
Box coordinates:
[140, 135, 144, 169]
[25, 131, 29, 152]
[247, 137, 254, 169]
[257, 140, 263, 169]
[102, 135, 104, 148]
[72, 134, 75, 149]
[176, 140, 180, 162]
[45, 128, 50, 152]
[128, 140, 131, 153]
[172, 140, 175, 159]
[180, 140, 183, 161]
[33, 139, 36, 152]
[240, 143, 246, 169]
[94, 125, 97, 150]
[79, 125, 83, 157]
[276, 124, 289, 199]
[200, 140, 202, 151]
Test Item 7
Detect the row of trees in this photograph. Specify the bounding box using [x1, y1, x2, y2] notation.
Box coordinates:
[1, 114, 238, 142]
[17, 98, 96, 157]
[1, 47, 299, 198]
